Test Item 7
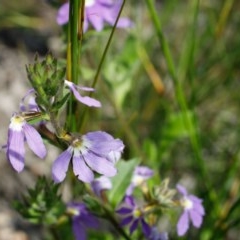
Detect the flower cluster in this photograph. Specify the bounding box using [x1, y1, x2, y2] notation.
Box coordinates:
[57, 0, 132, 32]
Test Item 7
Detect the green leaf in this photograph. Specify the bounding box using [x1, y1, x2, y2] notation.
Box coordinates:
[108, 158, 140, 207]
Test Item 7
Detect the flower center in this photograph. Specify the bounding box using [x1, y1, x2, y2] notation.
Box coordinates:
[72, 137, 92, 156]
[85, 0, 95, 7]
[181, 197, 193, 210]
[133, 208, 142, 219]
[132, 175, 145, 186]
[9, 114, 25, 131]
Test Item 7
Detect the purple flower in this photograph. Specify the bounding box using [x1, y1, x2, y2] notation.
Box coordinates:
[6, 113, 47, 172]
[57, 0, 132, 32]
[64, 80, 101, 107]
[116, 196, 151, 236]
[176, 184, 205, 236]
[52, 131, 124, 183]
[126, 166, 154, 196]
[67, 202, 99, 240]
[91, 176, 112, 197]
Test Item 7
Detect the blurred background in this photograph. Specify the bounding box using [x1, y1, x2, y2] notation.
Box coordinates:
[0, 0, 240, 239]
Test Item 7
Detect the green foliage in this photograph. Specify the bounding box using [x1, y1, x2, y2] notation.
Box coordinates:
[13, 176, 66, 225]
[108, 158, 140, 207]
[26, 53, 66, 111]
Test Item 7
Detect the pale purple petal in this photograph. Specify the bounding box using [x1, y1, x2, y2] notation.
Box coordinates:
[57, 2, 69, 25]
[87, 11, 105, 31]
[91, 176, 112, 197]
[189, 196, 205, 215]
[77, 86, 95, 91]
[52, 147, 72, 183]
[116, 17, 133, 28]
[177, 211, 189, 236]
[65, 81, 101, 107]
[189, 194, 203, 203]
[20, 88, 38, 112]
[23, 124, 47, 159]
[84, 131, 124, 157]
[135, 166, 154, 179]
[85, 131, 114, 141]
[72, 154, 94, 183]
[176, 184, 188, 196]
[125, 183, 134, 196]
[189, 210, 203, 228]
[89, 139, 124, 157]
[83, 152, 117, 177]
[124, 196, 135, 207]
[7, 130, 25, 172]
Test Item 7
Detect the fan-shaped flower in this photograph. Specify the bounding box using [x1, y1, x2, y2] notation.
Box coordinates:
[6, 113, 47, 172]
[52, 131, 124, 183]
[116, 196, 151, 236]
[176, 184, 205, 236]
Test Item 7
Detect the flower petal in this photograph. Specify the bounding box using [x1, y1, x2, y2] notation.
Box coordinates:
[129, 219, 139, 234]
[7, 129, 25, 172]
[87, 7, 105, 31]
[52, 148, 72, 183]
[23, 124, 47, 159]
[189, 196, 205, 216]
[84, 152, 117, 177]
[65, 81, 101, 107]
[57, 2, 69, 25]
[72, 218, 86, 240]
[116, 207, 132, 215]
[120, 216, 133, 226]
[72, 154, 94, 183]
[176, 184, 188, 196]
[141, 219, 151, 237]
[177, 211, 189, 236]
[91, 176, 112, 197]
[189, 210, 203, 228]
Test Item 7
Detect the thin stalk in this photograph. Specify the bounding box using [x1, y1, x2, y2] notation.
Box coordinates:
[66, 0, 82, 131]
[145, 0, 219, 215]
[78, 0, 126, 131]
[71, 0, 80, 85]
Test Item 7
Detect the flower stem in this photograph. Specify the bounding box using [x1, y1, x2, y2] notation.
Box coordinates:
[66, 0, 82, 131]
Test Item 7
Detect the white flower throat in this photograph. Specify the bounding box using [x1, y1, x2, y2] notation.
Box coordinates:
[181, 197, 193, 210]
[85, 0, 95, 7]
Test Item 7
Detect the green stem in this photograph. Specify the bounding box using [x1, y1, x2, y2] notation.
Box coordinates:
[66, 0, 81, 131]
[71, 0, 80, 85]
[146, 0, 219, 215]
